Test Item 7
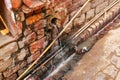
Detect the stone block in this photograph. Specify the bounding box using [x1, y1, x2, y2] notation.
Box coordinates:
[20, 61, 27, 68]
[0, 34, 15, 48]
[27, 51, 41, 63]
[26, 13, 44, 25]
[6, 73, 17, 80]
[23, 0, 45, 8]
[24, 27, 32, 37]
[18, 40, 25, 49]
[18, 68, 25, 76]
[27, 55, 33, 63]
[86, 9, 95, 20]
[32, 51, 41, 61]
[0, 42, 18, 61]
[22, 5, 32, 14]
[95, 1, 108, 14]
[34, 20, 46, 31]
[91, 0, 105, 8]
[37, 29, 45, 39]
[82, 2, 91, 13]
[0, 58, 13, 73]
[17, 49, 28, 61]
[25, 32, 36, 44]
[74, 14, 85, 27]
[30, 38, 45, 54]
[3, 64, 20, 78]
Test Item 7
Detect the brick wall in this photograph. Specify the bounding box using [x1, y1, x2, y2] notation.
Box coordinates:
[0, 0, 115, 79]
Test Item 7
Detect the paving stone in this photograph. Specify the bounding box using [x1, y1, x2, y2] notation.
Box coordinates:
[116, 71, 120, 80]
[11, 0, 22, 10]
[0, 58, 13, 73]
[0, 42, 18, 61]
[111, 55, 120, 69]
[95, 72, 106, 80]
[103, 65, 118, 78]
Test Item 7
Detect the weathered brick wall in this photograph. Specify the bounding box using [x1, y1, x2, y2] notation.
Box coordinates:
[0, 0, 115, 79]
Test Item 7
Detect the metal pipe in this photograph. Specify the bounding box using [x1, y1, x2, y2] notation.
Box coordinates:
[17, 0, 92, 79]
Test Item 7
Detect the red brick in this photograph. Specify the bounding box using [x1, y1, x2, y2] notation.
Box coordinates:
[26, 13, 44, 25]
[30, 38, 45, 54]
[23, 0, 45, 8]
[34, 20, 46, 31]
[11, 0, 22, 10]
[27, 51, 41, 63]
[6, 73, 17, 80]
[25, 32, 36, 44]
[3, 64, 20, 78]
[37, 29, 45, 39]
[32, 51, 41, 60]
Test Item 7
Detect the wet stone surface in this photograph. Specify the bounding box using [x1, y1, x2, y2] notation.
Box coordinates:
[63, 24, 120, 80]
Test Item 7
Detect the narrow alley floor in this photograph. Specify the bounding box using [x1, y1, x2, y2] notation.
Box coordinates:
[63, 24, 120, 80]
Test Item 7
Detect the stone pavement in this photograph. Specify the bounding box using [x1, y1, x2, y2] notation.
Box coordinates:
[63, 26, 120, 80]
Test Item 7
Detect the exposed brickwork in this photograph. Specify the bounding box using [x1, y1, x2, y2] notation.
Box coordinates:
[0, 0, 117, 79]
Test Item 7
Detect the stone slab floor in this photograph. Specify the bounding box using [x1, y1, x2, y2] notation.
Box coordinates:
[63, 26, 120, 80]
